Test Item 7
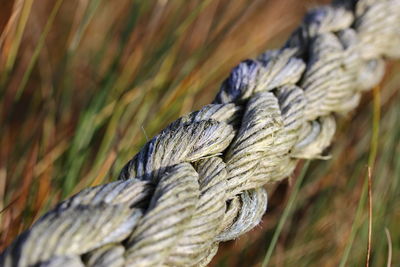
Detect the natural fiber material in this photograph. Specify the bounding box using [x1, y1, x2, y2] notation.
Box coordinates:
[2, 0, 400, 266]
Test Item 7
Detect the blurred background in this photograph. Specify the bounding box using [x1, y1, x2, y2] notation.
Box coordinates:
[0, 0, 399, 266]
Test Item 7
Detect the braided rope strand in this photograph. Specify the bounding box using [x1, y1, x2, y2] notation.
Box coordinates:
[1, 0, 400, 266]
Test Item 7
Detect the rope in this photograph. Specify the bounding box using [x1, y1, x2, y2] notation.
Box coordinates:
[2, 0, 400, 266]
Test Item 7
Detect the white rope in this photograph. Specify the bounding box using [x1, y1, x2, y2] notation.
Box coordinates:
[1, 0, 399, 266]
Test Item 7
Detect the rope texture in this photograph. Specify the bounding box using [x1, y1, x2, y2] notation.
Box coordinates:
[2, 0, 400, 266]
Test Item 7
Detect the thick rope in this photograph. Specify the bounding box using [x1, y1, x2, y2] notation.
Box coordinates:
[2, 0, 400, 266]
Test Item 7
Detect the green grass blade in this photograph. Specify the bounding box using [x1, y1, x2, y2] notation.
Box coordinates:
[339, 85, 381, 266]
[262, 160, 311, 267]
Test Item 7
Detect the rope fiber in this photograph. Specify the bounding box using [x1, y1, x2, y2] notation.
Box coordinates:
[1, 0, 400, 266]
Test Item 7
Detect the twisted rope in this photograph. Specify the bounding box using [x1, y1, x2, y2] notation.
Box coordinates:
[2, 0, 400, 266]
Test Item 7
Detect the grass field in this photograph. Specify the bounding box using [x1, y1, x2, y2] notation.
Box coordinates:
[0, 0, 399, 266]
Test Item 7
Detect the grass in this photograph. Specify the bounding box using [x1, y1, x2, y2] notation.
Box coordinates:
[0, 0, 399, 266]
[262, 161, 311, 266]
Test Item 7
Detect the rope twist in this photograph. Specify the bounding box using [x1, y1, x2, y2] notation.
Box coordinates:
[2, 0, 400, 266]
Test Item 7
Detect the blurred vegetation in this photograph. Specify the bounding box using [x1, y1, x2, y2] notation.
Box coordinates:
[0, 0, 398, 266]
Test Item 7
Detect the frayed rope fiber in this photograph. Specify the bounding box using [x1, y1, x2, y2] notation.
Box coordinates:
[2, 0, 400, 266]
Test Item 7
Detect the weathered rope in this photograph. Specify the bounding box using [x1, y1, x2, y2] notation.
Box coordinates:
[2, 0, 400, 266]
